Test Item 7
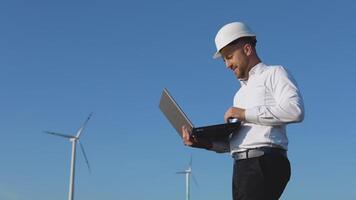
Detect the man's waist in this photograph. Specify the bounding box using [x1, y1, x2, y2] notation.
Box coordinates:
[229, 126, 288, 152]
[232, 147, 287, 160]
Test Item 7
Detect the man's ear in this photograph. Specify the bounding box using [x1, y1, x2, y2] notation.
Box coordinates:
[243, 43, 252, 56]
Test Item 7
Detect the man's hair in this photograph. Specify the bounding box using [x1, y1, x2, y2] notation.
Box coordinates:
[228, 36, 257, 48]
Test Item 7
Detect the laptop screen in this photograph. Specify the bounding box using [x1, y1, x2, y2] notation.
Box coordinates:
[159, 88, 194, 138]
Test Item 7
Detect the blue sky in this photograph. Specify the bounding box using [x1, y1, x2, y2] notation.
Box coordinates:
[1, 0, 356, 199]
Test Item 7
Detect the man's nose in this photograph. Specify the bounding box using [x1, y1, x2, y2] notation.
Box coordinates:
[225, 60, 233, 69]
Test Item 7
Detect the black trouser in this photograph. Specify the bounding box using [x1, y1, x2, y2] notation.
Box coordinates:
[232, 154, 291, 200]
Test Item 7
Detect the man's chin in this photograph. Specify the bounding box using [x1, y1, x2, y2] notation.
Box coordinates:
[235, 72, 242, 79]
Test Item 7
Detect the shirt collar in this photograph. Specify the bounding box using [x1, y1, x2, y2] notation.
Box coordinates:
[239, 62, 265, 85]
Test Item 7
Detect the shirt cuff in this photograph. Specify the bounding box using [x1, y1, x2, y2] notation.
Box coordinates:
[245, 107, 259, 124]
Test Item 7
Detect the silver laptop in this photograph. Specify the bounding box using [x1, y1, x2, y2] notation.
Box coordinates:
[159, 88, 240, 140]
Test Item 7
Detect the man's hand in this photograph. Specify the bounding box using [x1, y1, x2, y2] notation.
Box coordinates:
[181, 126, 212, 149]
[182, 125, 194, 146]
[224, 107, 246, 122]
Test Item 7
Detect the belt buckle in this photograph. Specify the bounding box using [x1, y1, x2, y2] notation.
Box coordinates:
[234, 150, 248, 160]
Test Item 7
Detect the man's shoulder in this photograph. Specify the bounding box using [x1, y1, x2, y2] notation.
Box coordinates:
[263, 64, 286, 73]
[261, 64, 290, 78]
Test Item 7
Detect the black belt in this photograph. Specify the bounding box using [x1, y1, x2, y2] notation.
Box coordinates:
[232, 147, 287, 160]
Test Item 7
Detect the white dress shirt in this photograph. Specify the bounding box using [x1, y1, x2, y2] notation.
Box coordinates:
[212, 63, 304, 153]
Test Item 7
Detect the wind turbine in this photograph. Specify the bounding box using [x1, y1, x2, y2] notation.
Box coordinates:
[176, 156, 199, 200]
[44, 113, 93, 200]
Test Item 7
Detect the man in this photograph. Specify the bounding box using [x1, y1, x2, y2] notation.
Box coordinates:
[182, 22, 304, 200]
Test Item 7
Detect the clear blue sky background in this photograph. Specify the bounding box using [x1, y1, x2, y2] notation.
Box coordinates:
[1, 0, 355, 199]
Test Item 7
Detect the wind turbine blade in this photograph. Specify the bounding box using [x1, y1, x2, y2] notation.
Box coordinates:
[192, 173, 199, 188]
[76, 112, 93, 138]
[79, 141, 91, 173]
[176, 171, 186, 174]
[44, 131, 74, 139]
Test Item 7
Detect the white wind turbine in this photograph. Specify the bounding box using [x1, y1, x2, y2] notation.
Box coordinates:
[44, 113, 93, 200]
[176, 156, 199, 200]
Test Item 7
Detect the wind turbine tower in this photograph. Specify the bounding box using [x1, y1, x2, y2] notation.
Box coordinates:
[44, 113, 93, 200]
[176, 156, 198, 200]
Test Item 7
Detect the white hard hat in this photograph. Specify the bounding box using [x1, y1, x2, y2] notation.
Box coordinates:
[213, 22, 256, 59]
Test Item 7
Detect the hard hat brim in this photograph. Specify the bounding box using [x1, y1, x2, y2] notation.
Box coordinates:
[212, 34, 256, 59]
[213, 52, 222, 59]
